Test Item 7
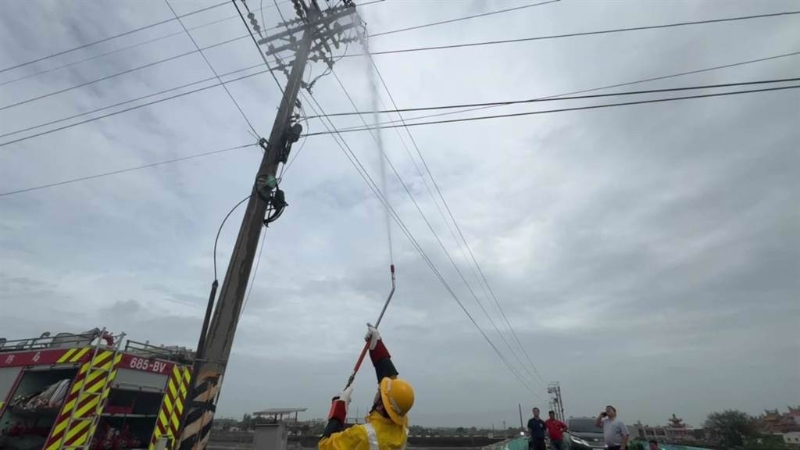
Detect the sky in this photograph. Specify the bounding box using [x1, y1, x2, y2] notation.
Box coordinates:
[0, 0, 798, 430]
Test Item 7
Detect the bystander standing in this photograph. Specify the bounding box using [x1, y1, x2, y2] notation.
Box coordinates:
[595, 405, 629, 450]
[545, 410, 568, 450]
[527, 407, 547, 450]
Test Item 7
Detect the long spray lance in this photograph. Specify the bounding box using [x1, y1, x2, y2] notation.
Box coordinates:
[345, 264, 396, 389]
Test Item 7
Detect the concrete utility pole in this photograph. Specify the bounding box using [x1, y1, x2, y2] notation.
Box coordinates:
[177, 1, 359, 449]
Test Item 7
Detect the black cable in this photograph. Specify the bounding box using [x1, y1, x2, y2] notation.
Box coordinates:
[166, 0, 260, 137]
[273, 0, 289, 26]
[331, 67, 547, 390]
[0, 1, 293, 88]
[344, 10, 800, 58]
[306, 77, 800, 119]
[305, 84, 800, 136]
[233, 0, 286, 94]
[4, 49, 798, 149]
[369, 0, 558, 38]
[0, 66, 273, 149]
[0, 33, 250, 113]
[0, 143, 257, 198]
[303, 90, 543, 397]
[343, 50, 800, 129]
[213, 195, 253, 279]
[0, 1, 230, 74]
[368, 54, 547, 385]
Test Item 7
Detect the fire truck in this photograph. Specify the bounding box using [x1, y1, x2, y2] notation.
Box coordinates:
[0, 328, 193, 450]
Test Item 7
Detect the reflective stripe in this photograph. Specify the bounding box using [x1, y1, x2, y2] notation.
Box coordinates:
[363, 423, 379, 450]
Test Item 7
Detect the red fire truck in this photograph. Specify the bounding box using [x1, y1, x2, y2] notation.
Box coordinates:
[0, 328, 193, 450]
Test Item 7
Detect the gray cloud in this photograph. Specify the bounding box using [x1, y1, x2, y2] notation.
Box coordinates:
[1, 0, 798, 430]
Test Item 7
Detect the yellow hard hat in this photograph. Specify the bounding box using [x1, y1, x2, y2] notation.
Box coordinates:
[379, 377, 415, 425]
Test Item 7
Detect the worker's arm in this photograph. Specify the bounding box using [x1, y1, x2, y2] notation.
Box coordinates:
[319, 423, 368, 450]
[320, 387, 353, 440]
[366, 325, 398, 382]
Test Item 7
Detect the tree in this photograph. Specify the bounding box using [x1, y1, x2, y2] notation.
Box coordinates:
[704, 410, 756, 448]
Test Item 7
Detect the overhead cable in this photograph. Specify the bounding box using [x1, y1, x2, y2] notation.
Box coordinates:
[166, 0, 260, 136]
[0, 65, 271, 149]
[334, 51, 800, 129]
[3, 50, 797, 148]
[303, 91, 543, 397]
[0, 2, 286, 88]
[345, 10, 800, 57]
[330, 68, 546, 389]
[306, 77, 800, 118]
[369, 0, 559, 38]
[0, 33, 249, 113]
[0, 1, 232, 75]
[305, 84, 800, 136]
[0, 143, 258, 198]
[367, 55, 548, 385]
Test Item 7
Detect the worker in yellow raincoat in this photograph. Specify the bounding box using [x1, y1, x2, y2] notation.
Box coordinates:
[319, 325, 415, 450]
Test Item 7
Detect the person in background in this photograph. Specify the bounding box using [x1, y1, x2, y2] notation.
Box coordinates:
[649, 439, 660, 450]
[595, 405, 629, 450]
[545, 410, 568, 450]
[527, 407, 547, 450]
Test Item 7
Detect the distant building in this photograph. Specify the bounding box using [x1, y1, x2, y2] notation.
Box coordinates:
[629, 414, 695, 443]
[759, 407, 800, 433]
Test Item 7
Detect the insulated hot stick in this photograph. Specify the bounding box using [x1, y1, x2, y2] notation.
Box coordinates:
[345, 264, 396, 389]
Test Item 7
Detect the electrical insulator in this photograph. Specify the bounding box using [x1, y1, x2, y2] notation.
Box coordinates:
[291, 0, 305, 19]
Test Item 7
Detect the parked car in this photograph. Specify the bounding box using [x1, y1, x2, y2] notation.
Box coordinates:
[564, 418, 606, 449]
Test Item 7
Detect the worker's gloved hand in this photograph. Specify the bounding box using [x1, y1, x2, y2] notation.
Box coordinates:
[365, 323, 381, 350]
[327, 386, 353, 423]
[335, 385, 353, 406]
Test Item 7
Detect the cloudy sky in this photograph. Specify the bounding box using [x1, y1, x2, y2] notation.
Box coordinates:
[1, 0, 798, 429]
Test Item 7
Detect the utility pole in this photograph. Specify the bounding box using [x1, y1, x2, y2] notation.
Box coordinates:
[177, 1, 359, 449]
[519, 403, 524, 430]
[547, 382, 566, 422]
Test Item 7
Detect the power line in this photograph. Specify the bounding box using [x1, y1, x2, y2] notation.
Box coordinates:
[0, 1, 301, 77]
[0, 33, 249, 113]
[332, 50, 800, 130]
[0, 143, 257, 198]
[305, 84, 800, 136]
[366, 54, 548, 385]
[0, 64, 272, 149]
[166, 0, 260, 137]
[369, 0, 558, 38]
[0, 2, 287, 88]
[330, 67, 546, 389]
[0, 63, 265, 144]
[345, 10, 800, 58]
[303, 90, 543, 397]
[305, 77, 800, 118]
[233, 0, 286, 94]
[3, 49, 797, 149]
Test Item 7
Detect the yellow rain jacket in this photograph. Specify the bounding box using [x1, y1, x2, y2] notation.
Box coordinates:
[318, 411, 408, 450]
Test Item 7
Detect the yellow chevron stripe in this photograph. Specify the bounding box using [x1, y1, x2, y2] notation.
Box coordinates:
[171, 413, 181, 431]
[74, 396, 100, 418]
[168, 378, 178, 399]
[90, 350, 111, 366]
[58, 348, 77, 363]
[52, 414, 71, 437]
[164, 394, 174, 415]
[46, 439, 62, 450]
[70, 347, 91, 362]
[175, 396, 184, 415]
[64, 418, 91, 445]
[183, 367, 192, 384]
[160, 410, 169, 428]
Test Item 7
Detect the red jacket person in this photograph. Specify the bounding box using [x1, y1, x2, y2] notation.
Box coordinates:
[319, 325, 415, 450]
